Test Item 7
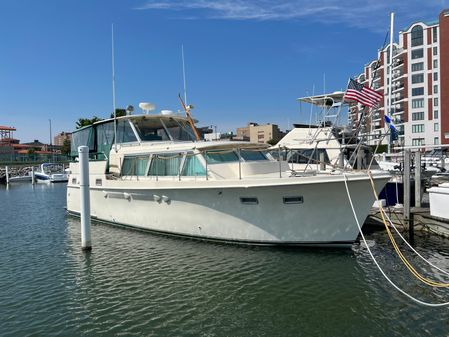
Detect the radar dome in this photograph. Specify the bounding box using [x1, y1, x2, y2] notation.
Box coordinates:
[138, 102, 156, 113]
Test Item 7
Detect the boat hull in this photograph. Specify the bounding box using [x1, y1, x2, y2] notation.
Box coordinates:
[35, 172, 68, 183]
[67, 174, 389, 246]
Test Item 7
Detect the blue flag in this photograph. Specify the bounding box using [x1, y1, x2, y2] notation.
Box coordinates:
[384, 115, 398, 140]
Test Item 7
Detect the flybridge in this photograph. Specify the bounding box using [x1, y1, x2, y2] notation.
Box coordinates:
[70, 114, 197, 158]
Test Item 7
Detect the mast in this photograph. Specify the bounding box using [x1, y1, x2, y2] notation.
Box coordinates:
[387, 12, 394, 153]
[182, 44, 188, 105]
[112, 23, 117, 152]
[49, 119, 52, 146]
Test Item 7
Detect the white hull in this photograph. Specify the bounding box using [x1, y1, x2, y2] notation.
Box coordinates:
[35, 172, 68, 183]
[428, 183, 449, 220]
[67, 169, 389, 246]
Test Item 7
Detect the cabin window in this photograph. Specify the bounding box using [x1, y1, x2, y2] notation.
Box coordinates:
[149, 154, 182, 176]
[181, 154, 206, 176]
[122, 156, 149, 176]
[240, 150, 268, 161]
[132, 117, 196, 142]
[116, 120, 137, 143]
[71, 126, 95, 156]
[287, 149, 330, 164]
[96, 122, 115, 159]
[164, 123, 196, 141]
[204, 150, 239, 163]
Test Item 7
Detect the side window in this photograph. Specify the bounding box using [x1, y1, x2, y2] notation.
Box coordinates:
[240, 150, 268, 161]
[182, 154, 206, 176]
[149, 154, 182, 176]
[117, 120, 137, 143]
[122, 156, 149, 176]
[204, 150, 239, 163]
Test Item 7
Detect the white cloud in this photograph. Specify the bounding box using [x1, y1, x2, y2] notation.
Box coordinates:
[135, 0, 447, 31]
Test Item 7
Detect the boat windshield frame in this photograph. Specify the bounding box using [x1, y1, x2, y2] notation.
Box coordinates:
[131, 116, 196, 142]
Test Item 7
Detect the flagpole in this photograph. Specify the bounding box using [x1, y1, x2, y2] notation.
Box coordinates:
[387, 12, 394, 154]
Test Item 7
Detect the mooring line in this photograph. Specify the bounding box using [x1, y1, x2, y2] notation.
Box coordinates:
[343, 173, 449, 307]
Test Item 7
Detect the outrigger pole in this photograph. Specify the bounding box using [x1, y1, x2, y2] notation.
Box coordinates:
[178, 94, 201, 141]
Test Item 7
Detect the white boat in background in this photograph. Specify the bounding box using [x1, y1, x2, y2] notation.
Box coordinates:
[428, 183, 449, 220]
[8, 173, 32, 183]
[35, 163, 69, 183]
[66, 110, 390, 247]
[273, 91, 374, 172]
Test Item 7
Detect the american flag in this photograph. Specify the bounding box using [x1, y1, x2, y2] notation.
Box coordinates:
[345, 78, 383, 108]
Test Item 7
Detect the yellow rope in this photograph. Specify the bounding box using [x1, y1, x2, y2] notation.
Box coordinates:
[368, 171, 449, 288]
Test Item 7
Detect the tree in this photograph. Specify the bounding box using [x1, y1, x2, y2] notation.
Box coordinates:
[266, 138, 279, 146]
[76, 116, 103, 129]
[110, 108, 126, 118]
[61, 139, 71, 155]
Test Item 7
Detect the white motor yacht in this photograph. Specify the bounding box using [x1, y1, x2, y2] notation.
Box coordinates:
[66, 112, 390, 246]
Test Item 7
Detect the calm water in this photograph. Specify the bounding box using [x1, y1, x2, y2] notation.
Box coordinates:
[1, 183, 449, 337]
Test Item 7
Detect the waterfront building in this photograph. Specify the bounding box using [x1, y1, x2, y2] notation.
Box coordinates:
[236, 122, 285, 144]
[350, 9, 449, 147]
[53, 131, 72, 146]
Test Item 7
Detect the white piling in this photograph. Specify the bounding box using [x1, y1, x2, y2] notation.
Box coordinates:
[78, 146, 92, 250]
[5, 166, 9, 185]
[31, 166, 35, 184]
[414, 151, 421, 208]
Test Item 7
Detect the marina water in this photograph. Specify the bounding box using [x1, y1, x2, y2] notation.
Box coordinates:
[1, 183, 449, 336]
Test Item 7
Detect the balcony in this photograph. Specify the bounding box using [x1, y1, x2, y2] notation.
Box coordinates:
[393, 47, 405, 57]
[392, 93, 405, 102]
[392, 57, 404, 70]
[392, 82, 404, 94]
[372, 112, 382, 120]
[393, 69, 405, 79]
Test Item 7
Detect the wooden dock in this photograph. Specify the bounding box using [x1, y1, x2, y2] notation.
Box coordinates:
[366, 205, 449, 239]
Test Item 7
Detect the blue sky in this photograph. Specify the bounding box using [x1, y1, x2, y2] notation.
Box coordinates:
[0, 0, 447, 143]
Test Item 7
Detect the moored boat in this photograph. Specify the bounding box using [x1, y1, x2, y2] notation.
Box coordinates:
[66, 111, 390, 246]
[35, 163, 68, 183]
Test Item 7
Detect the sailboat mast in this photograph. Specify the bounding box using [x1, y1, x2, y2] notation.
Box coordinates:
[387, 12, 394, 153]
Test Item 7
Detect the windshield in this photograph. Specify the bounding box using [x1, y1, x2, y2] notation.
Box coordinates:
[132, 117, 196, 142]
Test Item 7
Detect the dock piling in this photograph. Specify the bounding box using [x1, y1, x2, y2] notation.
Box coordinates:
[79, 146, 92, 251]
[31, 166, 35, 185]
[403, 150, 412, 237]
[5, 166, 9, 185]
[414, 151, 421, 208]
[319, 152, 325, 171]
[339, 151, 345, 169]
